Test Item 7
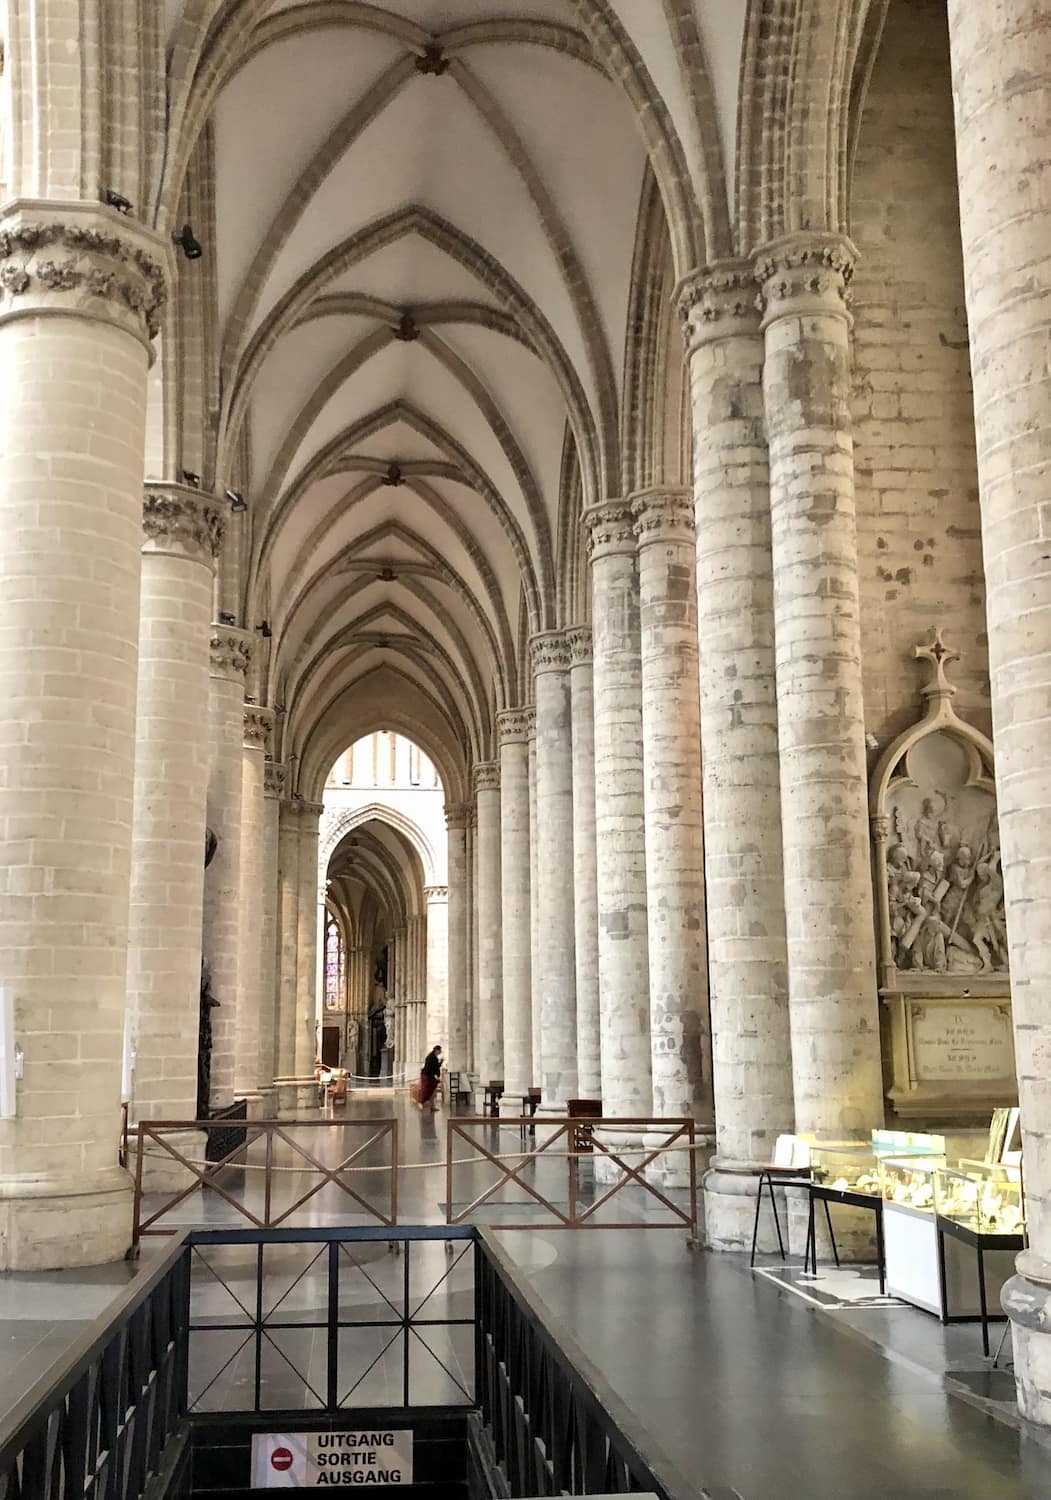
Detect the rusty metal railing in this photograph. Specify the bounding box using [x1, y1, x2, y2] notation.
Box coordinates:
[445, 1116, 698, 1236]
[132, 1117, 398, 1245]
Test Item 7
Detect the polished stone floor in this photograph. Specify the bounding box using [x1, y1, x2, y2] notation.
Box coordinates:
[2, 1094, 1049, 1499]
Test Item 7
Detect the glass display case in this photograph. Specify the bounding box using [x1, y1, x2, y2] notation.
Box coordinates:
[879, 1156, 942, 1213]
[808, 1145, 880, 1197]
[935, 1162, 1025, 1238]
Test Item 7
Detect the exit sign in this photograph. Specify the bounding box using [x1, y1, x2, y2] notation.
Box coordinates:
[250, 1431, 414, 1488]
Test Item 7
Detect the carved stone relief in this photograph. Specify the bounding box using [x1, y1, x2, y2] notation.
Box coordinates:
[870, 630, 1007, 983]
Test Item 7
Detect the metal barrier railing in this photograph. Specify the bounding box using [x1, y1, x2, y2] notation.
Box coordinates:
[132, 1117, 398, 1244]
[446, 1115, 699, 1236]
[186, 1225, 476, 1414]
[0, 1234, 190, 1500]
[477, 1231, 695, 1500]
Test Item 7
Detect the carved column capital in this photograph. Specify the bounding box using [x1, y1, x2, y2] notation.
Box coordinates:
[583, 499, 636, 562]
[243, 705, 275, 752]
[630, 487, 695, 547]
[0, 200, 170, 345]
[677, 259, 759, 353]
[754, 232, 857, 327]
[566, 625, 593, 666]
[297, 800, 325, 834]
[444, 801, 472, 830]
[529, 630, 572, 676]
[425, 885, 449, 903]
[209, 625, 253, 681]
[265, 762, 288, 800]
[497, 706, 535, 745]
[473, 761, 500, 794]
[143, 484, 224, 564]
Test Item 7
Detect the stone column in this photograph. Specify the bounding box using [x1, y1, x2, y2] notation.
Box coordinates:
[203, 627, 253, 1107]
[530, 636, 579, 1110]
[528, 728, 542, 1090]
[946, 0, 1051, 1423]
[295, 803, 324, 1107]
[473, 763, 503, 1091]
[445, 803, 471, 1076]
[679, 264, 795, 1248]
[274, 801, 300, 1110]
[236, 707, 274, 1112]
[497, 709, 534, 1110]
[258, 764, 286, 1114]
[568, 627, 602, 1099]
[127, 486, 222, 1130]
[465, 810, 476, 1077]
[470, 806, 481, 1078]
[0, 204, 168, 1269]
[583, 502, 653, 1117]
[756, 236, 883, 1140]
[632, 490, 711, 1125]
[425, 888, 450, 1065]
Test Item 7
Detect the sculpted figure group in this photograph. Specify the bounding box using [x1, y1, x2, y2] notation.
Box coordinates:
[886, 795, 1007, 974]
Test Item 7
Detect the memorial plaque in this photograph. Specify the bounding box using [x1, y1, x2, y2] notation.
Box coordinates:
[910, 1002, 1014, 1083]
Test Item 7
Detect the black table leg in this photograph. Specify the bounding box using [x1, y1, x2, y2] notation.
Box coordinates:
[750, 1175, 764, 1268]
[807, 1192, 816, 1275]
[768, 1174, 787, 1259]
[936, 1226, 948, 1322]
[977, 1245, 989, 1358]
[875, 1207, 886, 1297]
[823, 1199, 841, 1268]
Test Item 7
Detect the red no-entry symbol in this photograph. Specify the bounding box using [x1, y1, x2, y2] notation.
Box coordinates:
[271, 1447, 294, 1472]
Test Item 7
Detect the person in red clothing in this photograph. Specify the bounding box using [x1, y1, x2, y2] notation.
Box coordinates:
[416, 1044, 442, 1110]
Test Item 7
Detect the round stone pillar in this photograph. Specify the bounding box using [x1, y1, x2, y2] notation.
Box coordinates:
[425, 887, 450, 1064]
[583, 501, 653, 1117]
[567, 627, 602, 1099]
[203, 627, 253, 1109]
[679, 263, 795, 1248]
[0, 204, 168, 1269]
[497, 710, 534, 1110]
[531, 635, 579, 1110]
[127, 486, 222, 1129]
[632, 491, 711, 1125]
[445, 804, 471, 1076]
[473, 763, 503, 1093]
[258, 764, 286, 1114]
[756, 236, 883, 1140]
[946, 0, 1051, 1423]
[528, 728, 542, 1090]
[295, 803, 324, 1107]
[236, 707, 274, 1111]
[274, 800, 300, 1110]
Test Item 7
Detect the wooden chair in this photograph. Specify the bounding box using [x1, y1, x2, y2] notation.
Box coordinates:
[567, 1098, 602, 1154]
[484, 1079, 505, 1118]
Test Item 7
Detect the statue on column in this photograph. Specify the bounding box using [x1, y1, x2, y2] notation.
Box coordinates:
[197, 827, 220, 1118]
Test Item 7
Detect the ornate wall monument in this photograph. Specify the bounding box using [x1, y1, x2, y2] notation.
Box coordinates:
[870, 631, 1013, 1118]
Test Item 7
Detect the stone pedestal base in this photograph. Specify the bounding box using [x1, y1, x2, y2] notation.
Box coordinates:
[1004, 1263, 1051, 1426]
[0, 1169, 133, 1270]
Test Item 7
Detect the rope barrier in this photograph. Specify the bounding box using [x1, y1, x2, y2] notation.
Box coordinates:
[135, 1135, 709, 1176]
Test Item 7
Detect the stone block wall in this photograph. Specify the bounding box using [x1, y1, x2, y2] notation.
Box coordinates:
[851, 0, 990, 743]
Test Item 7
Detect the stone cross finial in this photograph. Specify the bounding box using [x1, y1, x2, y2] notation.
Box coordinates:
[914, 627, 959, 700]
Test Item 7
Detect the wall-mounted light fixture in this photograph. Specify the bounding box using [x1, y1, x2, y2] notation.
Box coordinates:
[173, 224, 204, 261]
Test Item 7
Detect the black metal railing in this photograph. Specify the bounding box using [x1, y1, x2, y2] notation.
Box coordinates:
[0, 1224, 695, 1500]
[0, 1234, 190, 1500]
[477, 1233, 694, 1500]
[186, 1225, 475, 1414]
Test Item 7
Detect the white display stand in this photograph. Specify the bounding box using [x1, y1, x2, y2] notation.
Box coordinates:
[884, 1202, 1013, 1317]
[883, 1203, 943, 1314]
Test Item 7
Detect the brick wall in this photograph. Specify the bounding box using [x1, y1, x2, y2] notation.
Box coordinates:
[851, 0, 989, 743]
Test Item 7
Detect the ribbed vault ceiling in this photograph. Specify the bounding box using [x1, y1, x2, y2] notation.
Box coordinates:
[163, 0, 750, 794]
